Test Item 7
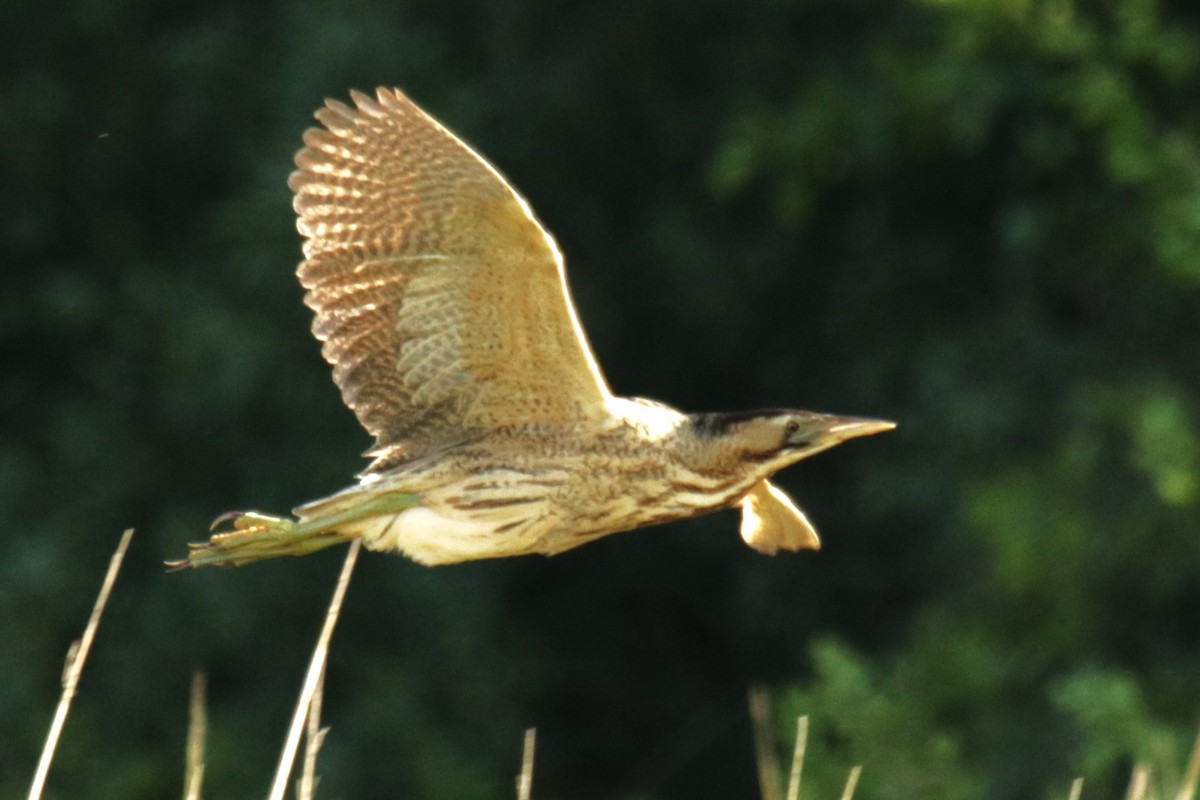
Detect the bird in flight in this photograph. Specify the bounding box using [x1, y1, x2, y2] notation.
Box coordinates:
[171, 88, 893, 569]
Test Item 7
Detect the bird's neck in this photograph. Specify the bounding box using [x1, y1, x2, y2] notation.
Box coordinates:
[609, 398, 782, 482]
[674, 410, 803, 480]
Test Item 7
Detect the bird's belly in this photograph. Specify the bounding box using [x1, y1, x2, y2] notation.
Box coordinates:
[347, 505, 544, 566]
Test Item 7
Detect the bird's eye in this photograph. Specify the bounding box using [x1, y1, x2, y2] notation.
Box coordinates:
[784, 420, 800, 435]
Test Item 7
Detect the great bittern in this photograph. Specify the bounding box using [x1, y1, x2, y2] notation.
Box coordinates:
[171, 88, 893, 569]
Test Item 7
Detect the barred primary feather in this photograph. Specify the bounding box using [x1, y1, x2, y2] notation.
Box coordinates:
[289, 89, 612, 470]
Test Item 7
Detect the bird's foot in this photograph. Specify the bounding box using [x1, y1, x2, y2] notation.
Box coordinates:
[207, 510, 294, 534]
[167, 510, 345, 570]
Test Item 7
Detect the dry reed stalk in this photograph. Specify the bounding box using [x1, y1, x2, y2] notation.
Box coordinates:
[182, 671, 208, 800]
[27, 528, 134, 800]
[297, 664, 328, 800]
[839, 765, 862, 800]
[748, 687, 782, 800]
[1068, 777, 1084, 800]
[268, 540, 361, 800]
[785, 715, 809, 800]
[1178, 722, 1200, 800]
[516, 727, 536, 800]
[183, 671, 207, 800]
[1125, 764, 1150, 800]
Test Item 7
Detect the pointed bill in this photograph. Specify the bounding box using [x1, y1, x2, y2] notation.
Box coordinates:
[823, 415, 897, 443]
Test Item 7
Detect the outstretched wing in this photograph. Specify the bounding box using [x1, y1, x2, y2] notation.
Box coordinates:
[289, 89, 612, 470]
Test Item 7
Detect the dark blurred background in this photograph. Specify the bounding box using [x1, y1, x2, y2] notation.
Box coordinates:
[3, 1, 1200, 798]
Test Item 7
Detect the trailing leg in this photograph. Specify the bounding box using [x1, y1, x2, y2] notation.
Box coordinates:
[168, 492, 420, 569]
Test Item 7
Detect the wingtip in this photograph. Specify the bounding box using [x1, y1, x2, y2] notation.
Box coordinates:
[376, 86, 408, 106]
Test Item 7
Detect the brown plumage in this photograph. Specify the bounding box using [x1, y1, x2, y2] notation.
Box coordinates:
[171, 88, 893, 569]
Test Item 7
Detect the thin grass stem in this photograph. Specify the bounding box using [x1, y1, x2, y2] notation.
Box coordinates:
[268, 540, 360, 800]
[839, 765, 862, 800]
[184, 671, 207, 800]
[1125, 764, 1150, 800]
[516, 727, 536, 800]
[297, 665, 327, 800]
[785, 715, 809, 800]
[1178, 722, 1200, 800]
[747, 688, 782, 800]
[28, 528, 134, 800]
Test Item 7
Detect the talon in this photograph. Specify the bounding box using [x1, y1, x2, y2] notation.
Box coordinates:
[210, 511, 245, 531]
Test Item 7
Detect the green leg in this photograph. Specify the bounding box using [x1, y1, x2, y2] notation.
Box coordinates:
[167, 492, 420, 570]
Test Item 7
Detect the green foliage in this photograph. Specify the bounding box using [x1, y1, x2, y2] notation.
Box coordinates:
[774, 643, 1197, 800]
[778, 639, 983, 800]
[1052, 668, 1190, 793]
[4, 0, 1199, 798]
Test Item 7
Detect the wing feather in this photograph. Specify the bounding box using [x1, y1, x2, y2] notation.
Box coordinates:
[290, 88, 612, 470]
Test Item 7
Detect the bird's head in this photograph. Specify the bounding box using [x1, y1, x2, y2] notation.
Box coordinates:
[690, 409, 895, 474]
